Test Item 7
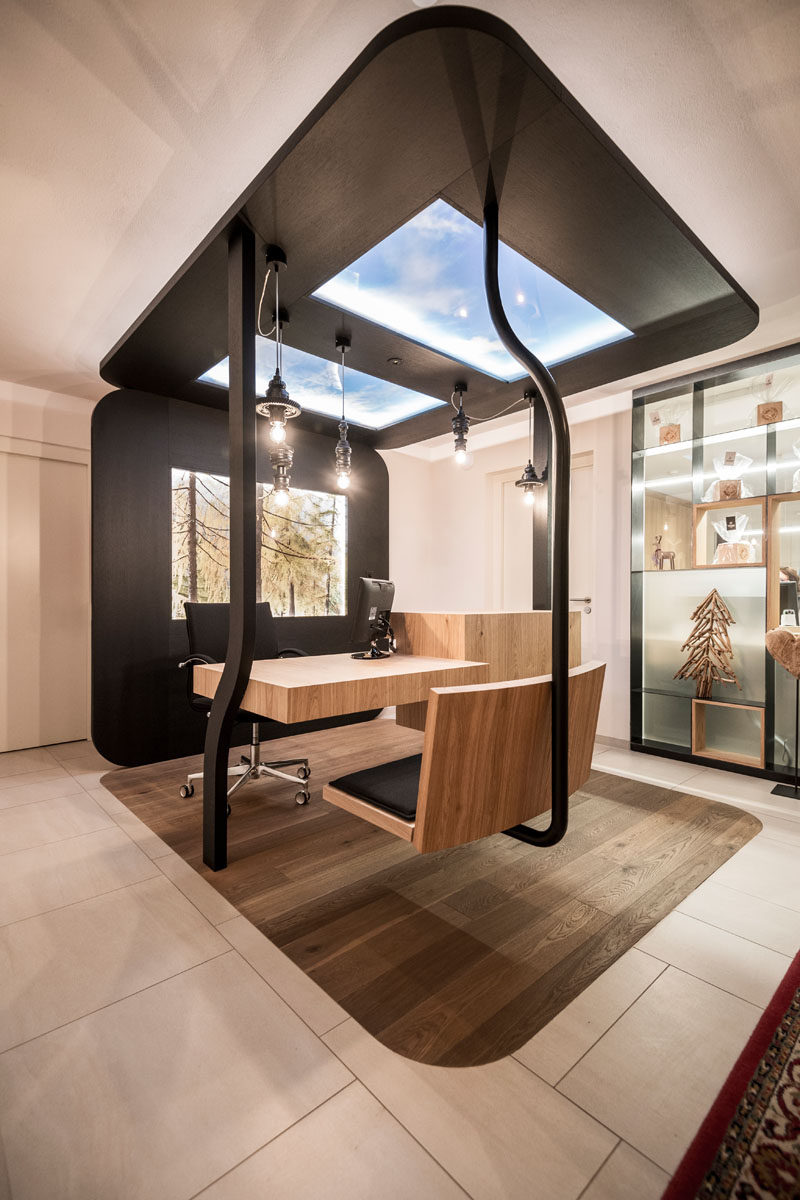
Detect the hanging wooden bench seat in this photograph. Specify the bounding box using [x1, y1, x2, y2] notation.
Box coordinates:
[323, 661, 605, 853]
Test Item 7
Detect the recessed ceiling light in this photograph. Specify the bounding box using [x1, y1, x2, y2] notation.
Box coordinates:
[387, 356, 401, 365]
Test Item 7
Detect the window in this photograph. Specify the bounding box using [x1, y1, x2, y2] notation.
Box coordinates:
[171, 469, 346, 618]
[198, 341, 444, 429]
[313, 199, 631, 381]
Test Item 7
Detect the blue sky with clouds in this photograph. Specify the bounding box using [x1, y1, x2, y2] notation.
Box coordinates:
[200, 340, 445, 429]
[200, 198, 631, 424]
[314, 199, 631, 381]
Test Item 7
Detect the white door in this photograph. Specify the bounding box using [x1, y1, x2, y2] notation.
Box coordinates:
[0, 451, 89, 750]
[499, 476, 534, 609]
[494, 454, 596, 661]
[569, 454, 595, 662]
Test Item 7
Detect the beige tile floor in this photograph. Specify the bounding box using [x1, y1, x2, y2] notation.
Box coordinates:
[0, 738, 798, 1199]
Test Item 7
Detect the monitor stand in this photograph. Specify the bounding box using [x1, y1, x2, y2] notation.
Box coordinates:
[351, 624, 396, 661]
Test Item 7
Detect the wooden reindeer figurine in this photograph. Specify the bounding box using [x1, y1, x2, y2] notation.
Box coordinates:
[652, 534, 676, 570]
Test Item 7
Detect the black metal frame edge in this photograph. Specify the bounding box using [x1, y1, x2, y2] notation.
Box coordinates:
[483, 197, 571, 847]
[202, 222, 257, 870]
[630, 338, 800, 784]
[100, 5, 758, 391]
[629, 740, 798, 786]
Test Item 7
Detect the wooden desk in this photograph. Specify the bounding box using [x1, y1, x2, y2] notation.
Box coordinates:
[193, 652, 490, 724]
[393, 610, 582, 730]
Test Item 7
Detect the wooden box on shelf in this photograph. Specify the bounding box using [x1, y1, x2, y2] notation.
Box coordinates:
[691, 698, 765, 769]
[757, 401, 783, 426]
[692, 496, 766, 568]
[659, 424, 682, 446]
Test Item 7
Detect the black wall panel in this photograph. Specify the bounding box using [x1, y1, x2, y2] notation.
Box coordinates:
[92, 389, 390, 766]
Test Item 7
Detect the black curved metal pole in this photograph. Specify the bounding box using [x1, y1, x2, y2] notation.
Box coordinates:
[483, 198, 571, 847]
[202, 220, 258, 869]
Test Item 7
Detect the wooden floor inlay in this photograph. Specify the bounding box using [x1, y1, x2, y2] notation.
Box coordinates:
[102, 720, 761, 1066]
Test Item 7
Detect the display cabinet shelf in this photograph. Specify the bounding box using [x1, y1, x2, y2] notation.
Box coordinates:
[692, 497, 766, 568]
[691, 698, 765, 769]
[636, 416, 800, 457]
[631, 340, 800, 778]
[633, 686, 765, 708]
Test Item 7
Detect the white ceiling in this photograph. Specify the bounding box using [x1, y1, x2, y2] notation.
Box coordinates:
[2, 0, 799, 413]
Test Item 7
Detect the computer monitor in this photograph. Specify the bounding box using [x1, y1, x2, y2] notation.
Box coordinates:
[350, 577, 395, 660]
[780, 579, 799, 624]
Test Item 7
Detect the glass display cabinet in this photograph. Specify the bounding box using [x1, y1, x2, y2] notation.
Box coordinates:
[631, 341, 800, 781]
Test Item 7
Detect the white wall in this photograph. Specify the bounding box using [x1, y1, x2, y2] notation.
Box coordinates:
[569, 406, 632, 739]
[381, 399, 632, 740]
[0, 380, 92, 751]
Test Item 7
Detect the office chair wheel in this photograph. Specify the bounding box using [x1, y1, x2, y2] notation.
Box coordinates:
[295, 790, 310, 806]
[179, 783, 194, 799]
[296, 765, 311, 781]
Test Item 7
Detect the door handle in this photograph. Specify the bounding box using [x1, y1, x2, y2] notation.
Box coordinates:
[569, 596, 592, 614]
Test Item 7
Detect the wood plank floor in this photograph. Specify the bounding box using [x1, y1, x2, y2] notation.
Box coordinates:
[102, 719, 761, 1067]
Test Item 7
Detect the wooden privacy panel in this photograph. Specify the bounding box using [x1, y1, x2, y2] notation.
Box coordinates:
[394, 610, 582, 730]
[414, 661, 605, 852]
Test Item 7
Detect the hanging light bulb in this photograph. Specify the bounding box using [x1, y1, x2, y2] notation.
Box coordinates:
[269, 443, 293, 508]
[451, 380, 470, 465]
[334, 334, 352, 490]
[256, 246, 301, 442]
[516, 389, 544, 505]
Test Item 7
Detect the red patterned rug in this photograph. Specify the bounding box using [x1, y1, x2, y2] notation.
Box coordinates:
[663, 948, 800, 1199]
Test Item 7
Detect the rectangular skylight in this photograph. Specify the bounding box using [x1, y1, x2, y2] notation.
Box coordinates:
[312, 199, 632, 381]
[198, 339, 445, 429]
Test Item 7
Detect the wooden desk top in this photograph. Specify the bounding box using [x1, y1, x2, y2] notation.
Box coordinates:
[193, 653, 489, 725]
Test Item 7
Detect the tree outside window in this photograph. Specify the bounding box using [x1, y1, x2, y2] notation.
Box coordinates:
[171, 469, 346, 618]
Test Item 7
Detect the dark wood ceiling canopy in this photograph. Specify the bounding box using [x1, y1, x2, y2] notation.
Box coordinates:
[100, 6, 758, 448]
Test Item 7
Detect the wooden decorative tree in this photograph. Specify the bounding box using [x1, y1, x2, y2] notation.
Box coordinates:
[674, 589, 742, 699]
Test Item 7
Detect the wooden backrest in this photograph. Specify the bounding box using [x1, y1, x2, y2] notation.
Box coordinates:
[413, 661, 605, 853]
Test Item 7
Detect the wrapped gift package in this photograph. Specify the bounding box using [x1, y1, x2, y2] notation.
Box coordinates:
[715, 541, 755, 564]
[649, 405, 684, 446]
[712, 512, 757, 565]
[703, 450, 753, 502]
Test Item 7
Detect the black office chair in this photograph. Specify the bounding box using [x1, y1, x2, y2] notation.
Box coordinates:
[178, 602, 312, 809]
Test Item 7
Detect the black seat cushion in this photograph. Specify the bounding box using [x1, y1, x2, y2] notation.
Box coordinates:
[329, 754, 422, 820]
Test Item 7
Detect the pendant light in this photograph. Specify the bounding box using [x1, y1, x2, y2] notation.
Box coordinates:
[334, 334, 352, 490]
[451, 380, 470, 465]
[516, 389, 544, 506]
[256, 246, 301, 444]
[269, 443, 293, 507]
